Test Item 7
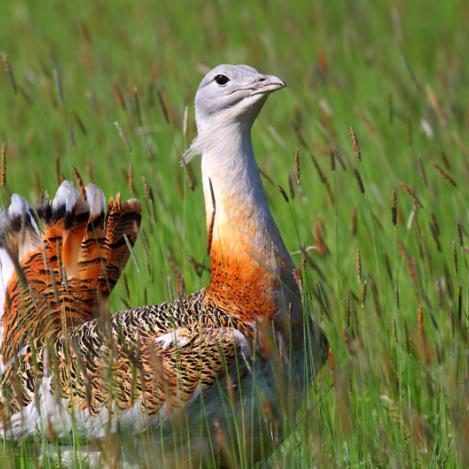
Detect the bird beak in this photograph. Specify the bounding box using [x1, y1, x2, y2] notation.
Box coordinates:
[250, 74, 287, 96]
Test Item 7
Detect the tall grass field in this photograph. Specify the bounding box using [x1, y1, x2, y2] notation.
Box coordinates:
[1, 0, 468, 466]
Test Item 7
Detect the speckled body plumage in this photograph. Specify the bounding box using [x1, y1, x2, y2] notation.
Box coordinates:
[1, 291, 253, 437]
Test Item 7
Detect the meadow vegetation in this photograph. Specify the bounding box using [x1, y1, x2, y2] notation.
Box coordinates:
[0, 0, 468, 466]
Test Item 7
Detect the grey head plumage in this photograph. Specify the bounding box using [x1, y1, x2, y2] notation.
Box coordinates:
[183, 64, 287, 163]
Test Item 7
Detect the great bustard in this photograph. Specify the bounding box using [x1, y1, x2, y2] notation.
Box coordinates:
[0, 64, 326, 464]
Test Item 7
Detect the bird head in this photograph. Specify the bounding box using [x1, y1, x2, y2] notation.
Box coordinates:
[194, 64, 287, 133]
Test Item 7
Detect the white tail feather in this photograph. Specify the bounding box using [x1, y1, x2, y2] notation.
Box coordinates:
[0, 195, 42, 346]
[52, 180, 81, 214]
[9, 194, 40, 235]
[85, 183, 106, 218]
[8, 194, 41, 260]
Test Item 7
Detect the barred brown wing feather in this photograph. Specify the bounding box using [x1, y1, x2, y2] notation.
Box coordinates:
[54, 293, 250, 420]
[0, 292, 252, 437]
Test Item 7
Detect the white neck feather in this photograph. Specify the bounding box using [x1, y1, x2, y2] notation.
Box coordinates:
[190, 121, 292, 266]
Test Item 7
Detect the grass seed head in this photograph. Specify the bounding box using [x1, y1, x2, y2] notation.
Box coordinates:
[433, 163, 457, 187]
[167, 249, 185, 299]
[391, 189, 397, 226]
[0, 142, 6, 187]
[355, 248, 362, 283]
[113, 83, 127, 110]
[453, 241, 458, 274]
[349, 126, 361, 161]
[133, 86, 142, 126]
[457, 221, 464, 247]
[353, 168, 365, 194]
[53, 65, 64, 105]
[73, 111, 87, 135]
[288, 173, 295, 199]
[277, 184, 289, 202]
[3, 54, 17, 94]
[114, 121, 132, 153]
[294, 146, 301, 183]
[157, 89, 171, 125]
[142, 176, 156, 221]
[55, 154, 64, 184]
[361, 280, 367, 307]
[417, 156, 428, 188]
[399, 182, 423, 209]
[127, 164, 135, 195]
[72, 166, 86, 199]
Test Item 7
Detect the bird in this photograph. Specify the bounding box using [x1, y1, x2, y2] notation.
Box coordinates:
[0, 64, 327, 465]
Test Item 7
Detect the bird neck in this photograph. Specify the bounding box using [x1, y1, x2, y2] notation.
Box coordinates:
[199, 122, 299, 322]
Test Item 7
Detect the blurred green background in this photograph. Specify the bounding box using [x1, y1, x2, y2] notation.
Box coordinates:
[1, 0, 468, 466]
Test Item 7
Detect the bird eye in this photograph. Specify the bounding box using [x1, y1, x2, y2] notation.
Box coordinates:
[214, 75, 230, 86]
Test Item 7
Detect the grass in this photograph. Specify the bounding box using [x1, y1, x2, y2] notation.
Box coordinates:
[1, 0, 469, 466]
